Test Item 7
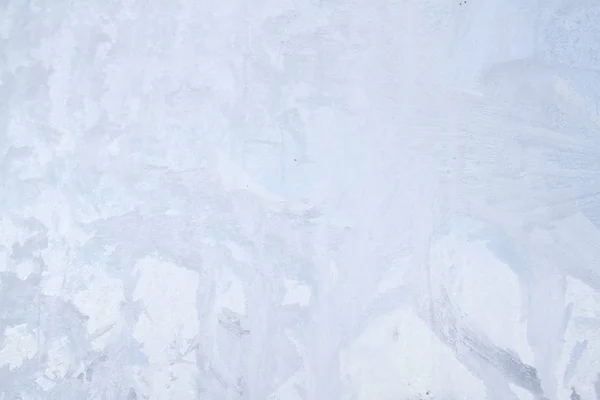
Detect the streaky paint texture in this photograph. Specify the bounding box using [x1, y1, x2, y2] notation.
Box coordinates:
[1, 0, 599, 399]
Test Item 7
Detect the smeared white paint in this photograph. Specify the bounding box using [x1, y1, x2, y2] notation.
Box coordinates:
[510, 383, 536, 400]
[44, 336, 72, 380]
[2, 0, 599, 398]
[40, 245, 71, 299]
[557, 276, 600, 400]
[222, 240, 252, 265]
[129, 258, 200, 398]
[270, 370, 304, 400]
[132, 257, 199, 364]
[0, 215, 21, 248]
[216, 149, 285, 206]
[341, 307, 487, 400]
[0, 324, 38, 370]
[133, 361, 199, 400]
[0, 246, 8, 273]
[282, 279, 311, 307]
[15, 259, 35, 280]
[72, 265, 125, 350]
[430, 231, 534, 366]
[35, 375, 56, 391]
[217, 269, 247, 315]
[376, 256, 409, 294]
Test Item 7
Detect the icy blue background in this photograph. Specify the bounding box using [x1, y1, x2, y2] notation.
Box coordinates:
[1, 0, 600, 399]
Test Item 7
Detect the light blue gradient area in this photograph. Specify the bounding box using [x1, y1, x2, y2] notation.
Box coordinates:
[1, 0, 599, 399]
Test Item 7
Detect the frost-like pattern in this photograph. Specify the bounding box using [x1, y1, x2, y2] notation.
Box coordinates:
[1, 0, 599, 399]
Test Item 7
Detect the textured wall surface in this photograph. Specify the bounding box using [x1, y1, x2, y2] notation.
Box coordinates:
[1, 0, 600, 399]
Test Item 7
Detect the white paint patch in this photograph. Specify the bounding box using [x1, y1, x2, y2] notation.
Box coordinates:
[556, 277, 600, 400]
[376, 257, 409, 294]
[217, 268, 247, 315]
[222, 240, 252, 264]
[15, 259, 35, 280]
[0, 324, 38, 370]
[510, 383, 535, 400]
[132, 359, 199, 400]
[132, 257, 199, 365]
[2, 0, 599, 398]
[72, 265, 125, 350]
[23, 189, 94, 242]
[270, 370, 304, 400]
[40, 245, 71, 299]
[0, 215, 21, 249]
[216, 149, 285, 205]
[44, 336, 72, 380]
[430, 231, 534, 366]
[35, 375, 56, 391]
[283, 279, 311, 306]
[341, 307, 487, 400]
[0, 246, 9, 273]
